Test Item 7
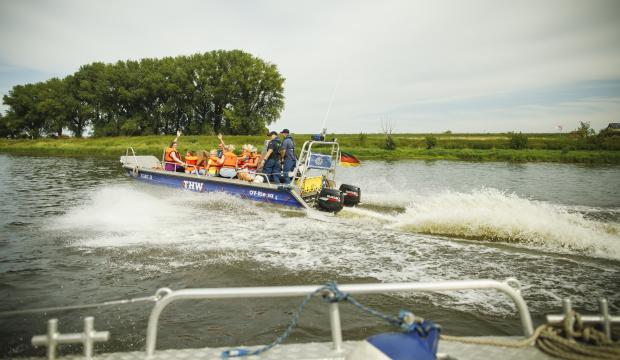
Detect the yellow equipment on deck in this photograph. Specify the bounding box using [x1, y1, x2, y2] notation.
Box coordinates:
[298, 176, 323, 195]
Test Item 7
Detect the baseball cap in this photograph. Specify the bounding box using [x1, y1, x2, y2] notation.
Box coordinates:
[280, 129, 290, 134]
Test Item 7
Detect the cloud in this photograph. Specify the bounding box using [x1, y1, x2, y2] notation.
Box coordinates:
[1, 0, 619, 132]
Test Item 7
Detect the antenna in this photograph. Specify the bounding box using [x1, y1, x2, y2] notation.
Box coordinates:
[321, 78, 341, 137]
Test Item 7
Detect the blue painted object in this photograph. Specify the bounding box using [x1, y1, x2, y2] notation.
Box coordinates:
[308, 153, 332, 169]
[367, 320, 440, 360]
[125, 168, 305, 208]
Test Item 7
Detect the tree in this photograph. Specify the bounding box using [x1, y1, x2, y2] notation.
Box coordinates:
[425, 135, 438, 149]
[39, 78, 69, 137]
[0, 112, 6, 138]
[381, 117, 397, 150]
[63, 75, 92, 138]
[3, 84, 46, 138]
[573, 121, 595, 139]
[3, 50, 286, 137]
[219, 51, 284, 135]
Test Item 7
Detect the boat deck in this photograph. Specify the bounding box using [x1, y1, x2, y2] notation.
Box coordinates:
[21, 339, 552, 359]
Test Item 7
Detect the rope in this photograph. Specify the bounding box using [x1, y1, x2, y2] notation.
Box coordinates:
[221, 281, 424, 358]
[441, 325, 544, 348]
[0, 292, 165, 317]
[441, 310, 620, 360]
[222, 283, 332, 358]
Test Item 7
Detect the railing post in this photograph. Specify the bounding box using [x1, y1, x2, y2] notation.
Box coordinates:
[47, 319, 58, 360]
[328, 302, 343, 352]
[563, 298, 573, 340]
[599, 298, 611, 341]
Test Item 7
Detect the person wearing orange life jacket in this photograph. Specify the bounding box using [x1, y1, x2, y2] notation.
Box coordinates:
[206, 149, 220, 176]
[215, 134, 238, 178]
[218, 144, 238, 178]
[184, 151, 199, 174]
[164, 131, 186, 172]
[237, 144, 250, 168]
[237, 146, 261, 182]
[245, 146, 261, 170]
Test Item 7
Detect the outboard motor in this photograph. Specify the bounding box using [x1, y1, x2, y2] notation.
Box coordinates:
[317, 188, 344, 213]
[339, 184, 361, 206]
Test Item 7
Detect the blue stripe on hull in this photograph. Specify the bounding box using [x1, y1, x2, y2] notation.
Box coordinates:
[126, 169, 305, 208]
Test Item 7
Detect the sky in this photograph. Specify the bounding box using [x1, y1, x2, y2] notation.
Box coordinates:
[1, 0, 619, 133]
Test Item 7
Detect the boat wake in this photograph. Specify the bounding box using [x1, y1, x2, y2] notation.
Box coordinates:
[53, 184, 620, 261]
[48, 183, 620, 316]
[346, 188, 620, 261]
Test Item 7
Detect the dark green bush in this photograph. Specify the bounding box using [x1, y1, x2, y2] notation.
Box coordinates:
[384, 135, 397, 150]
[425, 135, 438, 149]
[509, 132, 528, 150]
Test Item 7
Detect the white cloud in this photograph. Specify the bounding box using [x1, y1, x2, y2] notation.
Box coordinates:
[1, 0, 619, 132]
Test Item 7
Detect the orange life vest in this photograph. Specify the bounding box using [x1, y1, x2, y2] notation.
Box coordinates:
[165, 147, 181, 164]
[222, 151, 238, 168]
[237, 150, 250, 167]
[184, 155, 198, 173]
[246, 154, 261, 169]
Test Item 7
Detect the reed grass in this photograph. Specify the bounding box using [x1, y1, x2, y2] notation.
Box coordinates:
[1, 134, 620, 164]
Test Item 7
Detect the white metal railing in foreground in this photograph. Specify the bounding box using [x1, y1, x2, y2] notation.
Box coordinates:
[145, 278, 534, 356]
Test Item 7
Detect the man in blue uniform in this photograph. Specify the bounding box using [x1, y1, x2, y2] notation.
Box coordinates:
[260, 131, 281, 184]
[279, 129, 297, 185]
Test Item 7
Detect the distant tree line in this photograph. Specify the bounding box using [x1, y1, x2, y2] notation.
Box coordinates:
[0, 50, 285, 138]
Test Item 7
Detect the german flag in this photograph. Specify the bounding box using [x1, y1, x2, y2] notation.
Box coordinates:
[340, 151, 361, 167]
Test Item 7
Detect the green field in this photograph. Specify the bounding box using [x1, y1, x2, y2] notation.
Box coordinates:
[1, 133, 620, 164]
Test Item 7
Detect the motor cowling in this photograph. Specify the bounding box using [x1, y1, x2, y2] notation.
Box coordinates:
[317, 188, 344, 213]
[339, 184, 361, 206]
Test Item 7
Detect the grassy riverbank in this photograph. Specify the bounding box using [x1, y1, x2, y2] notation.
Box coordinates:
[1, 133, 620, 163]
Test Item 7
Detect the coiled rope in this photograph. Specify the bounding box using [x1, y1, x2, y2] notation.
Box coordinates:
[221, 281, 429, 358]
[441, 310, 620, 360]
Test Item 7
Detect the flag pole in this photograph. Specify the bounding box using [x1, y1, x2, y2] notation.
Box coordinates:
[321, 78, 341, 138]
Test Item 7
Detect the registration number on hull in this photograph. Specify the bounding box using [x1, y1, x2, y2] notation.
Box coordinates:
[249, 190, 277, 200]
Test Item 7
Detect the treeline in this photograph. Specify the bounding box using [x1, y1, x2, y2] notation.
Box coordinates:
[0, 50, 285, 138]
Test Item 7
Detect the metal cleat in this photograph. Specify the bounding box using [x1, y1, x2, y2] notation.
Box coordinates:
[31, 317, 109, 360]
[546, 297, 619, 341]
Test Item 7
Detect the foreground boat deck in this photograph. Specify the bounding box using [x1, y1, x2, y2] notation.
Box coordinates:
[21, 339, 552, 360]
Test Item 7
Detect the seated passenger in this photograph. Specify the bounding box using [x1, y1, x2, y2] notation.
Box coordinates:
[206, 149, 220, 176]
[218, 145, 238, 178]
[237, 146, 261, 182]
[237, 144, 250, 168]
[184, 151, 198, 174]
[164, 132, 186, 172]
[245, 146, 261, 171]
[195, 150, 209, 175]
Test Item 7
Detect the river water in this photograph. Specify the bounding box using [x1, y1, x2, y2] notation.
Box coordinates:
[1, 154, 619, 357]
